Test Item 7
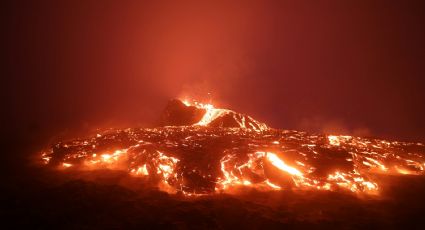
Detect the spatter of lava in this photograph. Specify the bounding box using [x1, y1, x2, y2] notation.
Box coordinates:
[40, 100, 425, 196]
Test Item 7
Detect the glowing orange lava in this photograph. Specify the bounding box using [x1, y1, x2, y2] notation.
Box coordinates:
[40, 101, 425, 196]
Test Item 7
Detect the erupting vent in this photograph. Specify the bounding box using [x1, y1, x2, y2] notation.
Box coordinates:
[40, 99, 425, 196]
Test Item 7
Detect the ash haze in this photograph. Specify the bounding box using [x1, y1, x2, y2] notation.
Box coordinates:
[3, 1, 425, 229]
[3, 0, 425, 145]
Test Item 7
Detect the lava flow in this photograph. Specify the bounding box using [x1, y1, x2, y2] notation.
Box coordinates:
[40, 99, 425, 196]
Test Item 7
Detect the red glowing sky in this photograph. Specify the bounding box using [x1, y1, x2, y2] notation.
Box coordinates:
[3, 0, 425, 142]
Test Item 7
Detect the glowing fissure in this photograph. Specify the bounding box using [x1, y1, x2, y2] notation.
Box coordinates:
[181, 100, 268, 132]
[264, 152, 303, 176]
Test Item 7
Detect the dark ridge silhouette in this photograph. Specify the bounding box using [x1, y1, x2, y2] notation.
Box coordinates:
[158, 99, 206, 126]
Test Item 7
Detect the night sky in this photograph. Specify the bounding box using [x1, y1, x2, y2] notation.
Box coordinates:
[3, 0, 425, 144]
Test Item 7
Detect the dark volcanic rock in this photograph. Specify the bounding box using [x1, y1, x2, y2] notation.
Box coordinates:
[208, 112, 268, 130]
[158, 99, 206, 126]
[158, 99, 268, 130]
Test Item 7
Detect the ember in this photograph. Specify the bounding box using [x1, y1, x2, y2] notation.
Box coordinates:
[40, 99, 425, 196]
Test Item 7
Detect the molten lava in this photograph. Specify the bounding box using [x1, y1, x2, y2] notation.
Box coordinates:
[40, 99, 425, 196]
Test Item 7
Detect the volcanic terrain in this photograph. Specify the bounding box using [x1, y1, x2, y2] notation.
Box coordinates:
[3, 99, 425, 229]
